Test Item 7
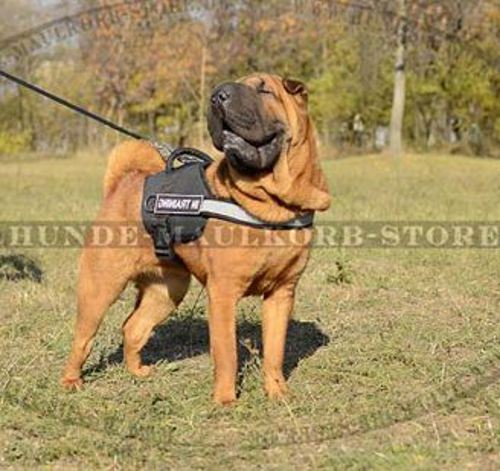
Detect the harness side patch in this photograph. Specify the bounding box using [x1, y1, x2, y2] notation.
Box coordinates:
[154, 194, 204, 215]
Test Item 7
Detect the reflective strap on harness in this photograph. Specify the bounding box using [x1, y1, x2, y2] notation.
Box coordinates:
[199, 199, 314, 229]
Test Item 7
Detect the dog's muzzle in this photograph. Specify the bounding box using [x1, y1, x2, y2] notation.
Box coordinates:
[207, 82, 284, 173]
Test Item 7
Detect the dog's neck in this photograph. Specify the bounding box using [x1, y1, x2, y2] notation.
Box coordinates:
[205, 159, 299, 222]
[205, 133, 330, 223]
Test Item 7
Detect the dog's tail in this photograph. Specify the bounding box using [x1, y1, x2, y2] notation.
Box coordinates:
[103, 140, 165, 197]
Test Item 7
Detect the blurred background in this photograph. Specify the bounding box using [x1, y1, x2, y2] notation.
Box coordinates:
[0, 0, 498, 158]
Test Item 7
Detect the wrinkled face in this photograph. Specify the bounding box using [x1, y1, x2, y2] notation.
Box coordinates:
[207, 74, 308, 174]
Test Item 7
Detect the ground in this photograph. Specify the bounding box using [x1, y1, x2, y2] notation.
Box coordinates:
[0, 151, 499, 469]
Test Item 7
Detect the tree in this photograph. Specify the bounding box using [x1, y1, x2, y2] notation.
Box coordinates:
[389, 0, 407, 157]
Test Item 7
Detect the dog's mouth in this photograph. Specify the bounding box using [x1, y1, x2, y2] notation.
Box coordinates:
[208, 113, 284, 173]
[207, 81, 285, 173]
[221, 125, 283, 173]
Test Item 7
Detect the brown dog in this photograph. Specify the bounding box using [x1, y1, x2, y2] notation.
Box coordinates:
[61, 73, 331, 405]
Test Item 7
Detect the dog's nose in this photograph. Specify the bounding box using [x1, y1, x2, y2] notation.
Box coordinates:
[217, 87, 230, 102]
[211, 83, 233, 106]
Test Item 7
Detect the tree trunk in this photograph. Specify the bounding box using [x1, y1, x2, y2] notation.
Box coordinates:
[17, 85, 24, 132]
[389, 0, 407, 158]
[198, 43, 207, 148]
[148, 111, 157, 137]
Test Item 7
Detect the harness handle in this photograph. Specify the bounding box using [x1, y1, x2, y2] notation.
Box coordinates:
[166, 147, 214, 172]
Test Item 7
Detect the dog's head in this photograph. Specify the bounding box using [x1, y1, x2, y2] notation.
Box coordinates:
[208, 73, 310, 173]
[207, 73, 330, 212]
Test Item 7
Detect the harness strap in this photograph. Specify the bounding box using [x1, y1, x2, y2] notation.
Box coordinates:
[143, 149, 315, 262]
[198, 199, 314, 229]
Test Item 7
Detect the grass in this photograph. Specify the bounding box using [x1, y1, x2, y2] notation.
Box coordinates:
[0, 151, 499, 469]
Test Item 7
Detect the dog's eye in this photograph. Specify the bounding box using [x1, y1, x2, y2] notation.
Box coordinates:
[257, 81, 273, 95]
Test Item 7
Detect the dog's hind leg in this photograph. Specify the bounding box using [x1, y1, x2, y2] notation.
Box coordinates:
[122, 271, 190, 378]
[61, 253, 130, 389]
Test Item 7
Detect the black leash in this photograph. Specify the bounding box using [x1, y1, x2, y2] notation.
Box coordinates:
[0, 68, 166, 146]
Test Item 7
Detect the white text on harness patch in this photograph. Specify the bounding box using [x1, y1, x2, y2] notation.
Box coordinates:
[154, 194, 204, 215]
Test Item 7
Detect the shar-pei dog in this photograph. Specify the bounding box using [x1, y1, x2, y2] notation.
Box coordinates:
[62, 73, 331, 405]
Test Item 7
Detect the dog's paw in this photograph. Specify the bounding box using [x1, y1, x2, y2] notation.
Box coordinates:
[265, 377, 288, 400]
[61, 376, 84, 391]
[129, 364, 154, 378]
[213, 388, 237, 407]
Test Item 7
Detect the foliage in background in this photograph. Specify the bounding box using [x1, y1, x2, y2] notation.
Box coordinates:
[0, 0, 498, 156]
[0, 129, 32, 154]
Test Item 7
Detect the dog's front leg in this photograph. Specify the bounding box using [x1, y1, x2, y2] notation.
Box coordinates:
[262, 285, 295, 399]
[207, 285, 239, 405]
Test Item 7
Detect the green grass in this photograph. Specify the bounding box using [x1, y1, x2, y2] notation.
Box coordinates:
[0, 152, 499, 469]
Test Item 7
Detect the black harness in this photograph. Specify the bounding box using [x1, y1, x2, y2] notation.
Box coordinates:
[142, 148, 314, 260]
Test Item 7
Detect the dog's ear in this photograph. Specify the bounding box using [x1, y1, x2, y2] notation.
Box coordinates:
[282, 78, 308, 99]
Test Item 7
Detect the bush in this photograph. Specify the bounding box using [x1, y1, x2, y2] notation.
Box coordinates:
[0, 130, 32, 155]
